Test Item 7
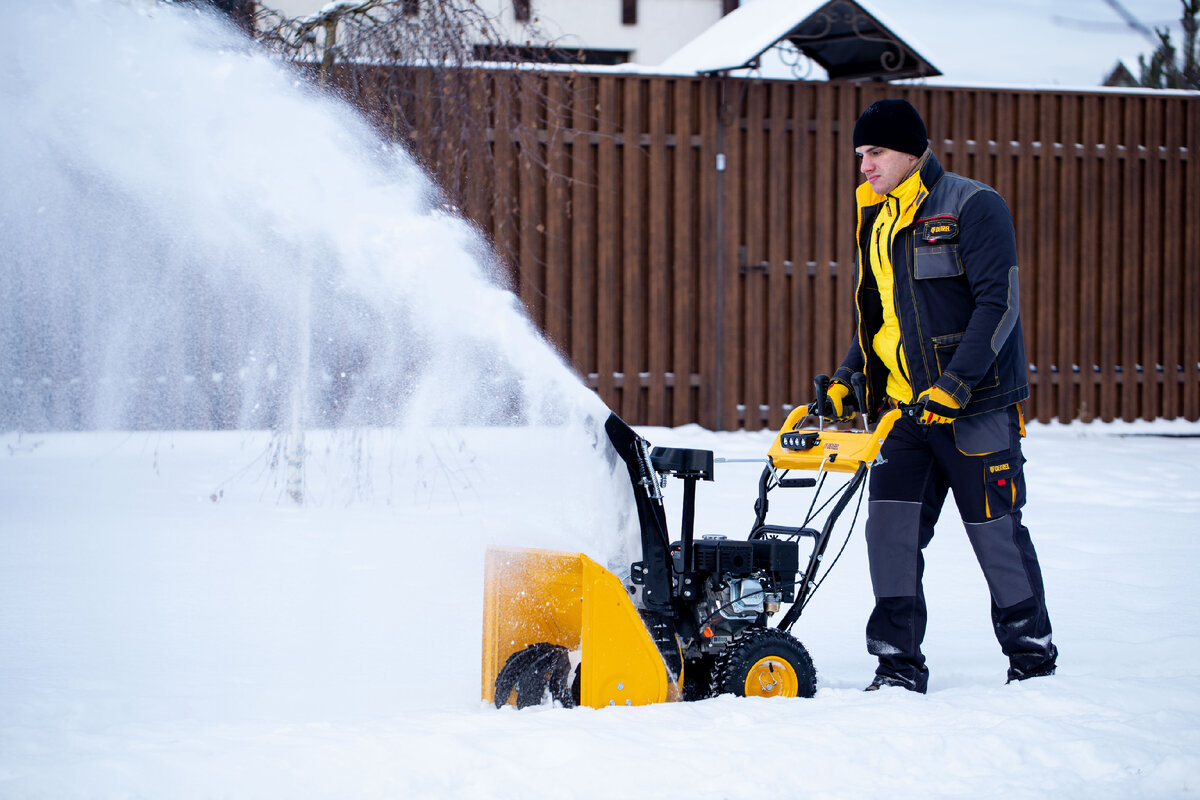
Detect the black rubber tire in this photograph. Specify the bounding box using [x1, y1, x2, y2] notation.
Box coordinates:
[711, 627, 817, 699]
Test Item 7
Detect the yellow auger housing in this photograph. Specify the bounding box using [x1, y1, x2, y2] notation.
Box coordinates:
[482, 546, 677, 709]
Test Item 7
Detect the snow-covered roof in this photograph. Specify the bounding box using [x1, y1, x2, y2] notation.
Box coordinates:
[660, 0, 939, 81]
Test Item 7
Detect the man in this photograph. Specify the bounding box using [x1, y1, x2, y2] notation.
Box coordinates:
[825, 98, 1057, 693]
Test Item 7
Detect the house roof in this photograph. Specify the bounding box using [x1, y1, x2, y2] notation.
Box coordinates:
[659, 0, 940, 81]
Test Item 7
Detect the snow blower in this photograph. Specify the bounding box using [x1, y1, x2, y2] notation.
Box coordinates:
[483, 373, 906, 709]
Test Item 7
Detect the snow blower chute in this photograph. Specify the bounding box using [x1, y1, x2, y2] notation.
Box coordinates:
[483, 373, 905, 709]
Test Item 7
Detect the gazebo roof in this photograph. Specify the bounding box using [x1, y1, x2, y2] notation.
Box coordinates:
[660, 0, 941, 81]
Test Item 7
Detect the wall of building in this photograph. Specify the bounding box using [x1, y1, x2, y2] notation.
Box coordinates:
[259, 0, 728, 65]
[476, 0, 724, 64]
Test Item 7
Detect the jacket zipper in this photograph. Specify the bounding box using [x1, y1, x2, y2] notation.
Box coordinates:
[880, 196, 912, 402]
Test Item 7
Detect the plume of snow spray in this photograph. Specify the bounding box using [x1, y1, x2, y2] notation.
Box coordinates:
[1, 0, 596, 432]
[0, 0, 636, 562]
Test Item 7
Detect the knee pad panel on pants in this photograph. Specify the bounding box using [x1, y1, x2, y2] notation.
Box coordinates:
[865, 500, 923, 598]
[964, 515, 1035, 607]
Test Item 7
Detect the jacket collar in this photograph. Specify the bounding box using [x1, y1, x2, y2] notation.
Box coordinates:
[855, 149, 944, 211]
[890, 159, 927, 217]
[916, 149, 944, 193]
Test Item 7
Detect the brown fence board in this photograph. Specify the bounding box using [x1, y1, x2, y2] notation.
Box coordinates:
[1078, 94, 1101, 421]
[492, 78, 518, 285]
[621, 78, 646, 423]
[1120, 96, 1140, 422]
[569, 76, 597, 380]
[465, 72, 492, 229]
[699, 79, 721, 430]
[975, 90, 996, 189]
[1034, 93, 1056, 423]
[1014, 93, 1038, 415]
[1099, 95, 1121, 422]
[789, 85, 813, 416]
[1142, 95, 1163, 420]
[1186, 98, 1200, 420]
[811, 86, 835, 392]
[595, 77, 619, 409]
[518, 74, 544, 329]
[645, 78, 669, 426]
[953, 90, 973, 179]
[542, 75, 569, 354]
[672, 80, 698, 426]
[994, 92, 1016, 221]
[719, 79, 744, 431]
[834, 84, 861, 381]
[1057, 94, 1081, 423]
[1162, 99, 1183, 419]
[766, 81, 790, 431]
[742, 82, 767, 429]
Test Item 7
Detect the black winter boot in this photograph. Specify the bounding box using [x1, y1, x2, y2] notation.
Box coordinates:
[1006, 643, 1058, 683]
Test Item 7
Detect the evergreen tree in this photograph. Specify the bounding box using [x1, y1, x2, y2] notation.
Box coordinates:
[1137, 0, 1198, 89]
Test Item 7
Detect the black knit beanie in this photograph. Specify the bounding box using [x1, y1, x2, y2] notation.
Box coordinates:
[852, 99, 928, 157]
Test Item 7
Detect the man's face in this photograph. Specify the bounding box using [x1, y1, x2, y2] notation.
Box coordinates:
[855, 145, 918, 196]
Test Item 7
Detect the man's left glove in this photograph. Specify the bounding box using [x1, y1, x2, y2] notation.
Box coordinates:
[913, 386, 960, 425]
[824, 382, 856, 422]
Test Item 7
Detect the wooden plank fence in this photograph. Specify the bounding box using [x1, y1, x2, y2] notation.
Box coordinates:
[341, 66, 1200, 429]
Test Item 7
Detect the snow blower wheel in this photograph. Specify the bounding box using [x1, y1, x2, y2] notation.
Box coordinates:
[712, 628, 816, 699]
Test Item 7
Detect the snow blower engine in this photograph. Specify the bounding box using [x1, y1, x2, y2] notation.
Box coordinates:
[482, 373, 904, 709]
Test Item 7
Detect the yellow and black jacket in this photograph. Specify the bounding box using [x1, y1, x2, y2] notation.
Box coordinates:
[833, 152, 1028, 421]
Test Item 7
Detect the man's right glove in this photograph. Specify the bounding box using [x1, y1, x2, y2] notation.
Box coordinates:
[912, 386, 960, 425]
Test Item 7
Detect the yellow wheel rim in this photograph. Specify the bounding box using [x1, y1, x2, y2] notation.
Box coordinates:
[744, 656, 799, 697]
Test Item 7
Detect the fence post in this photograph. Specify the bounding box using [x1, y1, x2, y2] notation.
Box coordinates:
[703, 78, 728, 431]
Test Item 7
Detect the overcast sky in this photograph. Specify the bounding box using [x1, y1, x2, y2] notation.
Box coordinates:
[856, 0, 1189, 88]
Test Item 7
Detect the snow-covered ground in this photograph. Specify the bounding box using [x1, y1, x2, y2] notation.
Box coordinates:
[3, 418, 1200, 798]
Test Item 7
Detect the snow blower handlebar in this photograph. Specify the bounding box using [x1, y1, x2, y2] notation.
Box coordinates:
[851, 371, 868, 423]
[811, 373, 831, 429]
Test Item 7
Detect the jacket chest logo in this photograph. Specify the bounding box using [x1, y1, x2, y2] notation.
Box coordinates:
[916, 217, 959, 243]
